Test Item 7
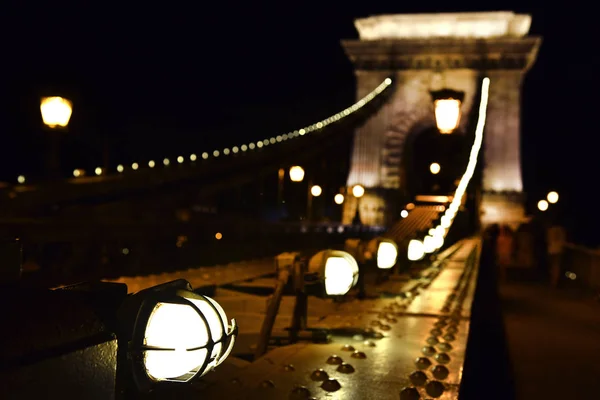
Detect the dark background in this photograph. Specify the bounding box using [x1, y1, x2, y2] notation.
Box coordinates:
[2, 2, 598, 244]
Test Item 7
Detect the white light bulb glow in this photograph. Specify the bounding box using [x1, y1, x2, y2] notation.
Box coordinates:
[408, 239, 425, 261]
[40, 96, 72, 128]
[142, 294, 235, 382]
[377, 241, 398, 269]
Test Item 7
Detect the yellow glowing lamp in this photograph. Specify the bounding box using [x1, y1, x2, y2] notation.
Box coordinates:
[40, 96, 73, 128]
[289, 166, 305, 182]
[306, 250, 359, 296]
[334, 193, 344, 205]
[364, 237, 398, 269]
[311, 185, 322, 197]
[430, 89, 464, 134]
[119, 280, 237, 392]
[352, 185, 365, 198]
[547, 191, 559, 204]
[408, 239, 425, 261]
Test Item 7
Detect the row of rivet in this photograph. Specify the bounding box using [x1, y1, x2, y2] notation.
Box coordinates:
[400, 247, 480, 399]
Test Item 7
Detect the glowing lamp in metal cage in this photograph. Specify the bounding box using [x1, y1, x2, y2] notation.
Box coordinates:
[119, 279, 237, 392]
[306, 250, 359, 296]
[366, 237, 398, 270]
[430, 89, 464, 134]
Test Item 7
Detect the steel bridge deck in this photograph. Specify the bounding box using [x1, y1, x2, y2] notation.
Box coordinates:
[143, 237, 481, 399]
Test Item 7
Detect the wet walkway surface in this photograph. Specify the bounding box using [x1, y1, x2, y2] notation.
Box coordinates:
[501, 281, 600, 399]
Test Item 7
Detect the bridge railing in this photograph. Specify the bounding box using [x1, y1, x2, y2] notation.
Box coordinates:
[562, 243, 600, 292]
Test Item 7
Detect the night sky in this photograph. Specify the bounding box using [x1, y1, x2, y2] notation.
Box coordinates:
[2, 2, 599, 243]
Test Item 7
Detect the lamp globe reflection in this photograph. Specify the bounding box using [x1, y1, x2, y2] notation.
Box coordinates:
[40, 96, 73, 128]
[118, 279, 237, 392]
[306, 250, 359, 296]
[430, 89, 464, 134]
[289, 166, 305, 182]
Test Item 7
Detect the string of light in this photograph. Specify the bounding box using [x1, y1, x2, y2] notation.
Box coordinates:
[15, 78, 393, 184]
[408, 77, 491, 260]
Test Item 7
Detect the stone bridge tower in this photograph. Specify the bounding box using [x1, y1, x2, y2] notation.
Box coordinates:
[340, 12, 541, 227]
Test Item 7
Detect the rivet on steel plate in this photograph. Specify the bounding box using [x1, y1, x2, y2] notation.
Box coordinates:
[426, 336, 439, 345]
[337, 362, 355, 373]
[437, 342, 453, 352]
[310, 369, 329, 381]
[415, 357, 432, 370]
[341, 344, 355, 352]
[326, 355, 344, 365]
[435, 353, 450, 364]
[284, 364, 296, 372]
[351, 350, 367, 359]
[321, 378, 342, 392]
[364, 340, 376, 347]
[399, 386, 421, 400]
[289, 385, 312, 400]
[431, 365, 449, 380]
[421, 346, 436, 356]
[425, 380, 445, 398]
[260, 379, 275, 388]
[409, 370, 428, 386]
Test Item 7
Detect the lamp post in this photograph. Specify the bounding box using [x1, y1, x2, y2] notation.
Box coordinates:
[307, 183, 322, 221]
[40, 96, 72, 180]
[430, 89, 464, 134]
[351, 184, 365, 226]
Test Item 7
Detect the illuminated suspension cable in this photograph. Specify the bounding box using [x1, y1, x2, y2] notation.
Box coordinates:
[418, 77, 490, 255]
[16, 78, 393, 182]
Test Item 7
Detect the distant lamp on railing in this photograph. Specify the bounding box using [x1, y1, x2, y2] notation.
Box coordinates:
[364, 238, 398, 270]
[334, 194, 344, 205]
[547, 191, 559, 204]
[289, 166, 305, 182]
[352, 185, 365, 198]
[430, 162, 441, 175]
[307, 250, 360, 296]
[408, 239, 425, 261]
[41, 96, 73, 129]
[537, 200, 549, 212]
[430, 89, 464, 134]
[117, 279, 237, 393]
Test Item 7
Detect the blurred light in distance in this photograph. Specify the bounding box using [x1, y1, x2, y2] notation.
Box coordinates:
[547, 191, 559, 204]
[538, 200, 548, 211]
[40, 96, 72, 128]
[408, 240, 425, 261]
[430, 162, 441, 175]
[334, 194, 344, 205]
[311, 185, 322, 197]
[377, 241, 398, 269]
[289, 166, 304, 182]
[400, 210, 409, 218]
[352, 185, 365, 198]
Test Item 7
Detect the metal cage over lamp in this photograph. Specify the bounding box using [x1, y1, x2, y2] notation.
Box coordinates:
[306, 249, 359, 296]
[430, 89, 465, 134]
[119, 279, 237, 393]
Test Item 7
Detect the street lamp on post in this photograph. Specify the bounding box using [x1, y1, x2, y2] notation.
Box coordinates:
[430, 89, 464, 134]
[351, 184, 365, 226]
[40, 96, 73, 180]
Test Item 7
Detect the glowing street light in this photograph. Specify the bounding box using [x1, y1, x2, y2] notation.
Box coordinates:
[310, 185, 322, 197]
[40, 97, 72, 129]
[118, 280, 237, 392]
[352, 185, 365, 198]
[17, 175, 25, 184]
[400, 210, 409, 218]
[368, 238, 398, 270]
[334, 193, 344, 205]
[430, 162, 441, 175]
[547, 191, 559, 204]
[430, 89, 464, 134]
[538, 199, 549, 212]
[289, 166, 305, 182]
